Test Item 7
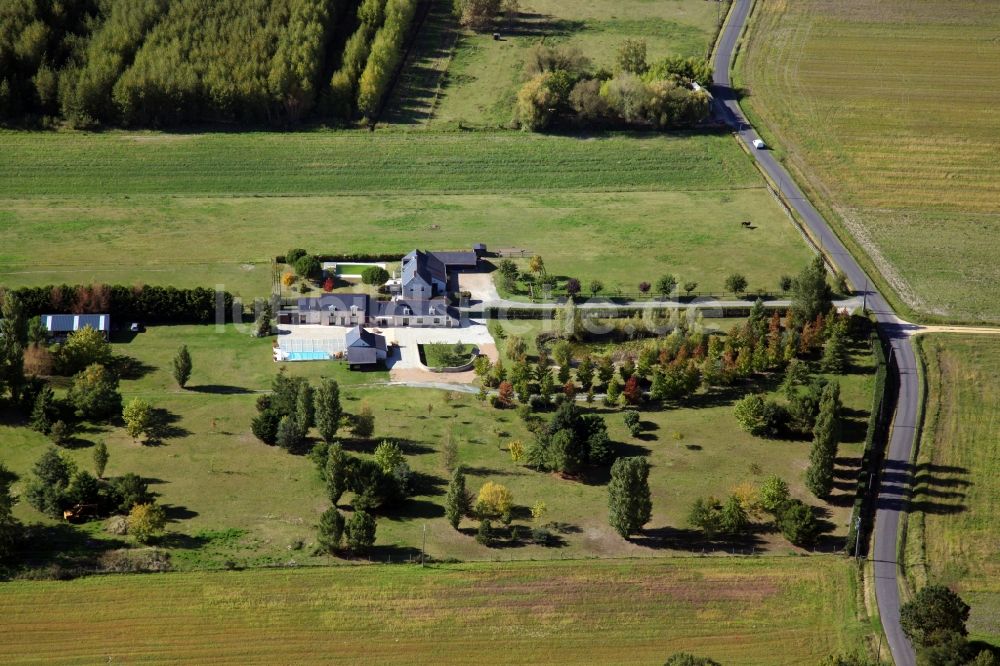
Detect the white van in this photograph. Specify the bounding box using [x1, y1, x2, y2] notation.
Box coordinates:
[752, 138, 766, 150]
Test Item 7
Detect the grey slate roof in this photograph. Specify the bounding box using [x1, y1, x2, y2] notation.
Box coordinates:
[402, 250, 447, 288]
[345, 325, 387, 352]
[297, 294, 371, 313]
[429, 251, 478, 269]
[376, 299, 456, 319]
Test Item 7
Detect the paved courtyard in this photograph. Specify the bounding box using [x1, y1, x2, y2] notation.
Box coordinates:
[277, 321, 497, 383]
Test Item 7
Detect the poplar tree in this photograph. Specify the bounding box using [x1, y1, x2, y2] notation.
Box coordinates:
[445, 467, 470, 530]
[314, 379, 343, 444]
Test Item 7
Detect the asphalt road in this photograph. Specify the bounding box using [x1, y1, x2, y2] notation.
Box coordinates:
[712, 2, 919, 664]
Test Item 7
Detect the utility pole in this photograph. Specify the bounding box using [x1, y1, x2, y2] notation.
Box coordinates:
[854, 516, 862, 560]
[421, 523, 426, 567]
[863, 278, 869, 314]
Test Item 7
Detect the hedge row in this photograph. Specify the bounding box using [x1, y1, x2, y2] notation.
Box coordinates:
[845, 329, 891, 555]
[276, 252, 403, 264]
[356, 0, 418, 118]
[9, 284, 236, 324]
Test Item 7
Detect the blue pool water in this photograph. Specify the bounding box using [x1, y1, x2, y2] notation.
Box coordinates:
[285, 351, 330, 361]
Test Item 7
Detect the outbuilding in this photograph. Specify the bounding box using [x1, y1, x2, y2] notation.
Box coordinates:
[41, 314, 111, 340]
[345, 326, 388, 369]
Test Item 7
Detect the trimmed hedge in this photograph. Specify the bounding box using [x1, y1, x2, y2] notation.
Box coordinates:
[277, 252, 403, 263]
[845, 328, 892, 555]
[10, 284, 236, 324]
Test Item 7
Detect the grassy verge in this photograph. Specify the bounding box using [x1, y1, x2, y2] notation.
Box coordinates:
[0, 557, 870, 664]
[903, 334, 1000, 647]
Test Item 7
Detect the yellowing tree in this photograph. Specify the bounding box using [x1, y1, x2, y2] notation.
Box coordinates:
[531, 500, 547, 523]
[128, 502, 166, 543]
[475, 481, 513, 522]
[122, 397, 152, 441]
[508, 440, 524, 463]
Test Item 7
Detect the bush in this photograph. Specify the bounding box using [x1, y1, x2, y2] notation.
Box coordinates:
[733, 394, 786, 438]
[453, 0, 500, 30]
[294, 254, 321, 279]
[776, 499, 821, 547]
[285, 248, 308, 265]
[623, 409, 641, 436]
[361, 265, 390, 285]
[516, 73, 560, 130]
[531, 527, 554, 546]
[476, 518, 494, 546]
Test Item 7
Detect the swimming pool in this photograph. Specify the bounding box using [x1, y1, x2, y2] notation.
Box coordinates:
[285, 351, 330, 361]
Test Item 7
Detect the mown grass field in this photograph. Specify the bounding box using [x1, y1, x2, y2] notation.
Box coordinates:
[736, 0, 1000, 322]
[425, 0, 722, 127]
[0, 558, 869, 664]
[906, 335, 1000, 647]
[0, 190, 808, 298]
[0, 131, 810, 297]
[0, 130, 754, 196]
[3, 322, 875, 568]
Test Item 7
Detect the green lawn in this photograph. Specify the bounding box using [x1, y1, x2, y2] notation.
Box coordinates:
[3, 322, 876, 569]
[906, 335, 1000, 647]
[333, 263, 384, 275]
[0, 558, 870, 665]
[424, 0, 723, 127]
[736, 0, 1000, 322]
[0, 187, 810, 299]
[0, 128, 812, 300]
[420, 343, 476, 368]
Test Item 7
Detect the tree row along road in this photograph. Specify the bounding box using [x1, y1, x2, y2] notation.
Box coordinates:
[713, 1, 918, 664]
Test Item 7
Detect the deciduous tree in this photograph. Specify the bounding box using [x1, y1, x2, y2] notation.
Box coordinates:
[122, 397, 152, 441]
[69, 363, 121, 422]
[608, 456, 651, 537]
[900, 585, 971, 648]
[128, 502, 167, 543]
[475, 481, 513, 523]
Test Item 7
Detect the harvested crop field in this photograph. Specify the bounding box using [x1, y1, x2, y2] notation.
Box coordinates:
[0, 558, 869, 664]
[737, 0, 1000, 322]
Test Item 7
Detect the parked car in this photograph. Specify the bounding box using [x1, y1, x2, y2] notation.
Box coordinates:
[130, 322, 144, 333]
[752, 138, 766, 150]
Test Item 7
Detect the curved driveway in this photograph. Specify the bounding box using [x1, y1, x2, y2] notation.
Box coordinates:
[713, 2, 918, 664]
